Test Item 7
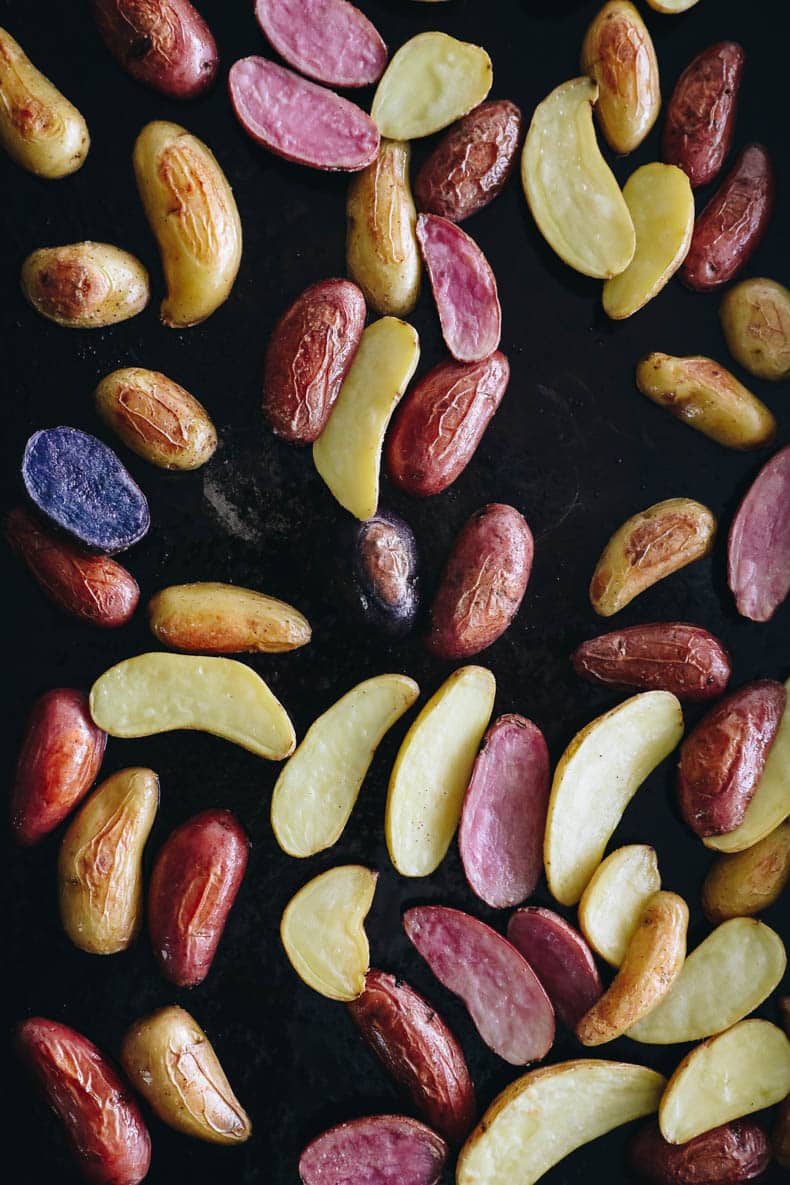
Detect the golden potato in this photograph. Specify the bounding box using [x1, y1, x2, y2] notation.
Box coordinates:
[581, 2, 660, 154]
[95, 368, 216, 470]
[702, 820, 790, 923]
[148, 582, 311, 654]
[720, 278, 790, 381]
[21, 242, 149, 329]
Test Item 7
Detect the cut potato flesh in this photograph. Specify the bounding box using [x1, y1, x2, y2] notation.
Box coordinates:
[89, 653, 295, 759]
[313, 316, 420, 520]
[646, 0, 700, 10]
[603, 163, 694, 320]
[628, 918, 786, 1044]
[659, 1019, 790, 1144]
[271, 674, 419, 857]
[280, 865, 377, 1001]
[457, 1059, 666, 1185]
[544, 692, 684, 905]
[704, 677, 790, 852]
[578, 844, 661, 967]
[522, 77, 635, 279]
[386, 666, 495, 877]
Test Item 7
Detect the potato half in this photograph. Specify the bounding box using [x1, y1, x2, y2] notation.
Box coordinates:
[578, 844, 661, 967]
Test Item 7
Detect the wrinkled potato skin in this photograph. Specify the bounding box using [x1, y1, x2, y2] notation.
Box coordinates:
[580, 2, 660, 154]
[702, 820, 790, 924]
[663, 42, 743, 189]
[775, 1099, 790, 1169]
[95, 368, 217, 469]
[133, 120, 242, 327]
[636, 353, 777, 450]
[347, 139, 421, 316]
[59, 768, 159, 955]
[21, 243, 149, 329]
[90, 0, 218, 99]
[121, 1006, 251, 1144]
[573, 623, 731, 702]
[149, 582, 311, 653]
[590, 498, 716, 617]
[628, 1119, 771, 1185]
[720, 278, 790, 382]
[0, 27, 89, 177]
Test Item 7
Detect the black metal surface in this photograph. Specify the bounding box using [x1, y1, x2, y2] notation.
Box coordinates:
[1, 1, 788, 1182]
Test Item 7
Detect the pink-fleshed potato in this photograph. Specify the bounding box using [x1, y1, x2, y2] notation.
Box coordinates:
[507, 907, 602, 1030]
[728, 446, 790, 623]
[255, 0, 386, 88]
[299, 1115, 447, 1185]
[416, 213, 501, 363]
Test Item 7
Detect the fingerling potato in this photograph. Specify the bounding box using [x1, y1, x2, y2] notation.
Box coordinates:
[720, 278, 790, 381]
[90, 0, 218, 99]
[572, 623, 731, 702]
[299, 1116, 447, 1185]
[148, 581, 311, 654]
[628, 1119, 770, 1185]
[579, 844, 662, 967]
[21, 243, 149, 328]
[581, 2, 660, 155]
[254, 0, 387, 89]
[702, 821, 790, 923]
[507, 908, 602, 1030]
[663, 42, 744, 189]
[95, 368, 217, 469]
[728, 447, 790, 624]
[417, 213, 501, 363]
[342, 511, 420, 636]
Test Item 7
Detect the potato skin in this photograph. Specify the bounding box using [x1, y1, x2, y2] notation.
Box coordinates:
[580, 1, 660, 155]
[90, 0, 218, 99]
[348, 969, 476, 1144]
[573, 623, 731, 702]
[21, 243, 149, 329]
[427, 503, 533, 659]
[663, 42, 744, 188]
[414, 100, 523, 222]
[678, 681, 787, 838]
[628, 1119, 771, 1185]
[0, 27, 89, 178]
[344, 511, 420, 636]
[702, 820, 790, 923]
[720, 278, 790, 382]
[775, 1099, 790, 1169]
[149, 581, 311, 653]
[95, 368, 216, 470]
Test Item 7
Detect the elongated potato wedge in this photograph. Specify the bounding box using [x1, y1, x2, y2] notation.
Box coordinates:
[148, 582, 311, 654]
[603, 164, 693, 320]
[457, 1060, 666, 1185]
[280, 865, 377, 1001]
[659, 1020, 790, 1144]
[271, 674, 419, 857]
[578, 845, 661, 967]
[313, 317, 420, 520]
[386, 666, 496, 878]
[702, 822, 790, 923]
[581, 2, 660, 155]
[89, 653, 295, 760]
[545, 692, 683, 906]
[628, 918, 786, 1044]
[522, 77, 635, 278]
[371, 32, 492, 140]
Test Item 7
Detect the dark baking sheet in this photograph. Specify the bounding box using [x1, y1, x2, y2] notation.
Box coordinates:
[1, 1, 788, 1182]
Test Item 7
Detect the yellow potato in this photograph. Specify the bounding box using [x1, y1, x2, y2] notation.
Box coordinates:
[148, 582, 311, 654]
[95, 368, 217, 470]
[371, 32, 492, 140]
[347, 139, 421, 317]
[545, 692, 683, 906]
[636, 353, 777, 450]
[0, 27, 88, 177]
[313, 316, 420, 520]
[578, 844, 662, 967]
[720, 277, 790, 381]
[280, 865, 377, 1001]
[58, 768, 158, 955]
[386, 666, 495, 878]
[89, 653, 295, 760]
[628, 918, 787, 1044]
[702, 821, 790, 923]
[646, 0, 700, 10]
[457, 1060, 666, 1185]
[522, 77, 635, 278]
[659, 1019, 790, 1144]
[21, 242, 149, 329]
[581, 2, 660, 155]
[133, 120, 242, 328]
[603, 164, 693, 319]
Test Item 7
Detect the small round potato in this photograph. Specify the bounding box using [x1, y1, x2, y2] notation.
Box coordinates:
[720, 278, 790, 381]
[0, 26, 89, 178]
[21, 242, 149, 328]
[95, 368, 217, 470]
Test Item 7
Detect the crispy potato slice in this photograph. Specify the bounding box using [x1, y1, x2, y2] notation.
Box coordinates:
[522, 77, 635, 278]
[386, 666, 495, 877]
[659, 1020, 790, 1144]
[545, 692, 683, 906]
[702, 821, 790, 922]
[371, 32, 492, 140]
[89, 653, 295, 760]
[579, 845, 662, 967]
[280, 865, 376, 1001]
[271, 674, 419, 857]
[628, 918, 786, 1045]
[457, 1060, 666, 1185]
[313, 316, 420, 520]
[603, 164, 693, 320]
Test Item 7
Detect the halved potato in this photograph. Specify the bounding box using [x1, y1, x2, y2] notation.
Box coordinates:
[578, 844, 661, 967]
[659, 1020, 790, 1144]
[386, 666, 496, 878]
[313, 316, 420, 520]
[603, 164, 694, 320]
[457, 1059, 666, 1185]
[646, 0, 699, 10]
[271, 674, 419, 857]
[545, 693, 683, 906]
[522, 77, 635, 278]
[280, 865, 377, 1001]
[628, 918, 786, 1044]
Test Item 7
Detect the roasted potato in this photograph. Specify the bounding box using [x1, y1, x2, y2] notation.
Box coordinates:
[148, 581, 311, 654]
[95, 368, 217, 469]
[581, 2, 660, 155]
[507, 908, 602, 1030]
[628, 1119, 770, 1185]
[254, 0, 387, 89]
[579, 844, 662, 967]
[90, 0, 218, 99]
[417, 213, 501, 363]
[702, 821, 790, 922]
[728, 447, 790, 624]
[21, 242, 148, 328]
[572, 623, 731, 702]
[720, 277, 790, 381]
[663, 42, 744, 189]
[342, 511, 420, 636]
[300, 1116, 447, 1185]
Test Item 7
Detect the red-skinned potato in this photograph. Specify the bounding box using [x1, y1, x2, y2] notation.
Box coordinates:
[299, 1115, 447, 1185]
[628, 1119, 771, 1185]
[427, 504, 533, 659]
[90, 0, 218, 98]
[678, 680, 787, 838]
[728, 446, 790, 623]
[11, 689, 106, 846]
[16, 1017, 151, 1185]
[458, 714, 549, 908]
[347, 969, 476, 1144]
[148, 808, 249, 987]
[572, 623, 731, 702]
[663, 42, 744, 188]
[507, 908, 603, 1030]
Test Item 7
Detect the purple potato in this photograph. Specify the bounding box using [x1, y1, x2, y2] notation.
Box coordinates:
[344, 510, 420, 636]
